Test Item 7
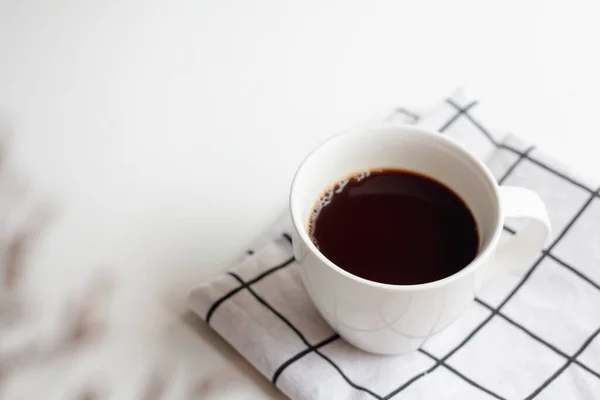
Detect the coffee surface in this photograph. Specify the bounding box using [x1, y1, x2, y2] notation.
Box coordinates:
[309, 169, 479, 285]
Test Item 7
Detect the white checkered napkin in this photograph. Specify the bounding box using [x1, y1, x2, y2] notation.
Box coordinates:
[189, 96, 600, 400]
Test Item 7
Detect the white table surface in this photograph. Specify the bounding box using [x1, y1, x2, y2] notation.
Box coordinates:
[1, 1, 598, 398]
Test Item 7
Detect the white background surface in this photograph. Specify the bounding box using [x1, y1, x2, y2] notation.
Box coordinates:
[0, 1, 599, 398]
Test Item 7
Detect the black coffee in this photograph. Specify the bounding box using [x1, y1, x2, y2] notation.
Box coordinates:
[309, 169, 479, 285]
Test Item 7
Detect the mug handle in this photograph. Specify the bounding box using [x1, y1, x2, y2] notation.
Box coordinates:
[485, 186, 551, 281]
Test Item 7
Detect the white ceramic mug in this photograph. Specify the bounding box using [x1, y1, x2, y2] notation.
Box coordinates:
[289, 123, 551, 355]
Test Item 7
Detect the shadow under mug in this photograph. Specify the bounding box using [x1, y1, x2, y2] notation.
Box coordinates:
[289, 123, 550, 355]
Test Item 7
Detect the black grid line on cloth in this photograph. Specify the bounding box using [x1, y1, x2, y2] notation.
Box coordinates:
[418, 349, 506, 400]
[272, 334, 340, 385]
[502, 228, 600, 297]
[446, 98, 499, 146]
[503, 225, 516, 234]
[492, 232, 600, 381]
[474, 298, 600, 380]
[496, 187, 600, 312]
[526, 327, 600, 399]
[381, 349, 505, 400]
[504, 225, 600, 294]
[501, 146, 597, 196]
[439, 100, 477, 132]
[391, 107, 420, 123]
[227, 272, 384, 400]
[498, 146, 535, 184]
[272, 324, 509, 399]
[227, 272, 309, 345]
[205, 233, 294, 324]
[381, 363, 438, 400]
[447, 98, 600, 199]
[494, 301, 599, 380]
[547, 253, 600, 292]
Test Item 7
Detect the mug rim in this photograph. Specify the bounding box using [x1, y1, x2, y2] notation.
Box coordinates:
[289, 122, 504, 291]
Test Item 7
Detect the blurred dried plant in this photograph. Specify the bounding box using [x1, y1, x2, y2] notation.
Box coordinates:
[2, 208, 50, 291]
[77, 390, 100, 400]
[0, 137, 117, 398]
[0, 236, 115, 394]
[140, 367, 172, 400]
[0, 138, 234, 400]
[193, 372, 226, 398]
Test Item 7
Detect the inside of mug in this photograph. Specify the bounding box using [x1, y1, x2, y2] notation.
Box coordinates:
[291, 124, 500, 259]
